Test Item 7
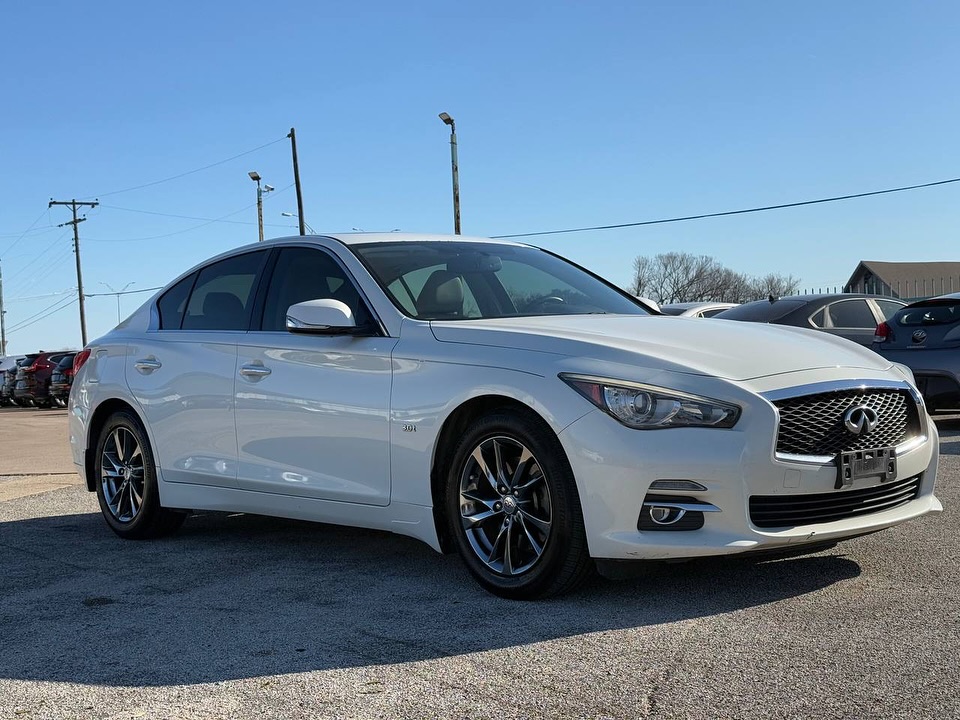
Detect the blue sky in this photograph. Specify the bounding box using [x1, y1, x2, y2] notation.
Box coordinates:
[2, 1, 959, 353]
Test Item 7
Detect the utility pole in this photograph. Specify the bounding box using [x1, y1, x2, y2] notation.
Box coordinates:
[0, 259, 7, 356]
[49, 199, 98, 347]
[288, 127, 306, 235]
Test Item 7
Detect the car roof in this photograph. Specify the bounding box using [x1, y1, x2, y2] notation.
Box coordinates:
[261, 232, 530, 248]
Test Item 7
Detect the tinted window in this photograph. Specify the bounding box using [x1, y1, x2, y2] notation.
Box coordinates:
[826, 299, 875, 328]
[700, 307, 728, 318]
[716, 299, 806, 322]
[896, 301, 960, 327]
[158, 272, 196, 330]
[810, 308, 826, 328]
[659, 307, 686, 316]
[182, 251, 266, 331]
[260, 247, 370, 331]
[875, 299, 906, 321]
[353, 241, 648, 320]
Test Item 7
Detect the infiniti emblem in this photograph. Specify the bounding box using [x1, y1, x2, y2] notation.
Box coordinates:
[843, 406, 879, 436]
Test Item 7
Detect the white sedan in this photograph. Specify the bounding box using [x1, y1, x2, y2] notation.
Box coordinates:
[69, 234, 942, 598]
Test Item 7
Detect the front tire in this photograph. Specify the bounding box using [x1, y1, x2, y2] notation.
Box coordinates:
[445, 410, 594, 599]
[94, 410, 186, 539]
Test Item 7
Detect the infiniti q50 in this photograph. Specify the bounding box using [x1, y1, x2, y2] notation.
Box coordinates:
[68, 234, 941, 599]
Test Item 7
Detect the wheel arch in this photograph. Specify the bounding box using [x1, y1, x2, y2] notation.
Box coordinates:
[429, 394, 565, 554]
[84, 398, 148, 492]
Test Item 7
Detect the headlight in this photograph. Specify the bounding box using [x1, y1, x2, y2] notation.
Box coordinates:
[560, 374, 741, 429]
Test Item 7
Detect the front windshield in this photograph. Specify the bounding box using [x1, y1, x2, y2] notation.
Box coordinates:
[352, 241, 650, 320]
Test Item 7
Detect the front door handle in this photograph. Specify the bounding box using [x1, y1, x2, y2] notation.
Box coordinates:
[134, 358, 162, 373]
[239, 364, 272, 379]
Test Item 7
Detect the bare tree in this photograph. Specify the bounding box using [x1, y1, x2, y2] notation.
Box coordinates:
[624, 252, 800, 304]
[750, 273, 800, 300]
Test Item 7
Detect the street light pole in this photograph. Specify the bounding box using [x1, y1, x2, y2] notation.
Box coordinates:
[280, 212, 316, 234]
[438, 112, 461, 234]
[249, 171, 264, 242]
[100, 281, 135, 324]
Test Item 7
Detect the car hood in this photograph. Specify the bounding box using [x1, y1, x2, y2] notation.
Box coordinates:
[429, 315, 892, 381]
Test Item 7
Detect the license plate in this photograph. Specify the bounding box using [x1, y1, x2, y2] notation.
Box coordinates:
[836, 448, 896, 489]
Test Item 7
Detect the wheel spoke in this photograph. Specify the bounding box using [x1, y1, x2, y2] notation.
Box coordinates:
[471, 446, 498, 494]
[113, 429, 125, 462]
[518, 508, 551, 536]
[514, 469, 544, 494]
[486, 523, 508, 564]
[511, 448, 533, 490]
[517, 513, 544, 556]
[129, 481, 143, 515]
[462, 508, 501, 528]
[492, 439, 509, 490]
[502, 521, 515, 575]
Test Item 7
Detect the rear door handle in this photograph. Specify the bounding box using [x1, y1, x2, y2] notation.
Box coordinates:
[239, 364, 272, 379]
[134, 358, 162, 373]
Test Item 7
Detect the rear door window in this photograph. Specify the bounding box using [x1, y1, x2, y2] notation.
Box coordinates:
[825, 299, 876, 328]
[182, 251, 268, 331]
[158, 272, 197, 330]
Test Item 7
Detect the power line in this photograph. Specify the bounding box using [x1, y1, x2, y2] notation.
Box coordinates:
[85, 286, 162, 297]
[6, 295, 77, 334]
[86, 135, 289, 199]
[0, 209, 52, 259]
[98, 203, 294, 228]
[86, 183, 294, 242]
[6, 288, 77, 304]
[491, 176, 960, 239]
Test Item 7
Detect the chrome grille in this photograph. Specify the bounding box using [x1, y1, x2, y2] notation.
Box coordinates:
[773, 389, 920, 457]
[750, 475, 921, 528]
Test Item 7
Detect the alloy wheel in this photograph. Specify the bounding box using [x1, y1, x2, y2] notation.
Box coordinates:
[458, 435, 553, 576]
[100, 427, 145, 523]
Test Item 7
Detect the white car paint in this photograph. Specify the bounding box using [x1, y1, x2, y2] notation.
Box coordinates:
[69, 234, 942, 569]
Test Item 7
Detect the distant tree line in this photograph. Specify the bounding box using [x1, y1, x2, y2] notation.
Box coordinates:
[626, 252, 800, 304]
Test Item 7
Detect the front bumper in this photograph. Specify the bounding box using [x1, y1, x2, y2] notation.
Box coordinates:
[558, 407, 941, 561]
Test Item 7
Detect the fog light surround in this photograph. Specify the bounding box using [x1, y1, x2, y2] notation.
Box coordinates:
[638, 494, 721, 532]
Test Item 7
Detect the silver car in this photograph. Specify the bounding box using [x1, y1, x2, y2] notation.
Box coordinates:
[873, 292, 960, 411]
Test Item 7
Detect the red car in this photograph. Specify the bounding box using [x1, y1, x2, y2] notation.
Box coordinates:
[14, 351, 75, 408]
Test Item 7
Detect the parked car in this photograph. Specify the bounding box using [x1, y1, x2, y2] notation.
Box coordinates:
[48, 352, 78, 408]
[2, 354, 37, 407]
[873, 292, 960, 412]
[0, 356, 25, 406]
[715, 293, 906, 346]
[69, 234, 940, 599]
[15, 351, 73, 408]
[660, 301, 739, 318]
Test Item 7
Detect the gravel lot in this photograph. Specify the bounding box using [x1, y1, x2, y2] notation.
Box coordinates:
[1, 407, 957, 719]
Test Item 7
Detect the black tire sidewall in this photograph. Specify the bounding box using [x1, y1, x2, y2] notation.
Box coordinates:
[445, 410, 586, 599]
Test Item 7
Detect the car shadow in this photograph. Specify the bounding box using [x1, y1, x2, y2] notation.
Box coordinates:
[0, 510, 861, 687]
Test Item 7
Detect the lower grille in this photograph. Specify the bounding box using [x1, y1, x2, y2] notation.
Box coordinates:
[749, 475, 921, 528]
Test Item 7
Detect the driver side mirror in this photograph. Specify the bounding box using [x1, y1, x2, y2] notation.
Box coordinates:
[286, 299, 357, 334]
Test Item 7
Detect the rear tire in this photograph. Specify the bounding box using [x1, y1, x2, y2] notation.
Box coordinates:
[94, 410, 186, 539]
[444, 409, 594, 599]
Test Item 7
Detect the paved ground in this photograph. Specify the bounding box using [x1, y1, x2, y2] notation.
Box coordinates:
[0, 409, 958, 719]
